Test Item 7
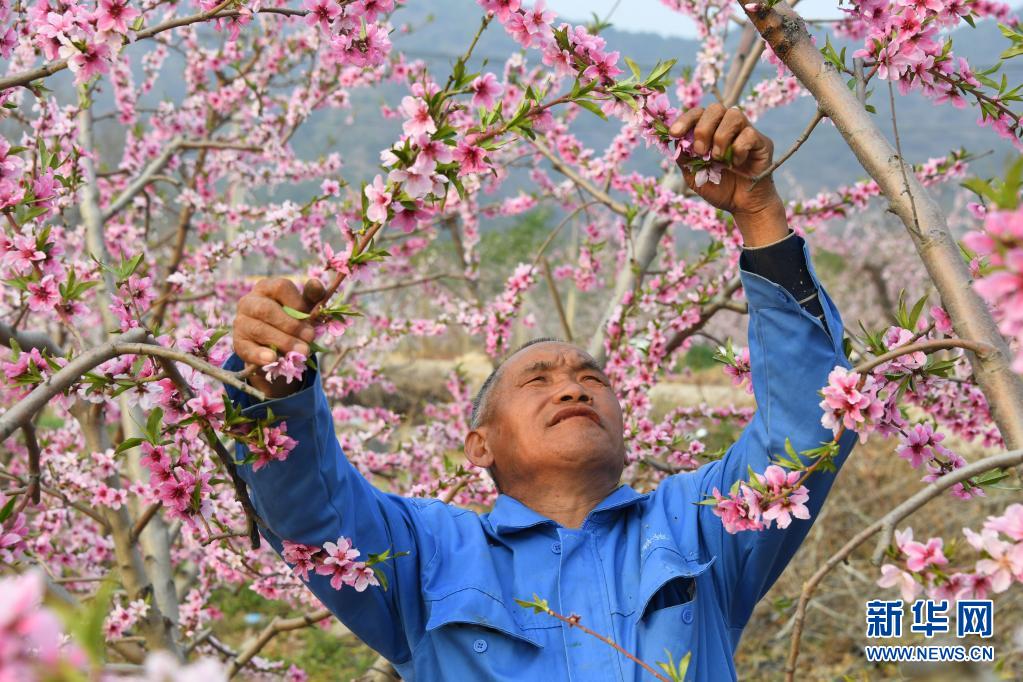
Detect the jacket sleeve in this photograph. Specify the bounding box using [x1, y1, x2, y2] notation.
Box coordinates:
[222, 354, 430, 665]
[688, 236, 858, 632]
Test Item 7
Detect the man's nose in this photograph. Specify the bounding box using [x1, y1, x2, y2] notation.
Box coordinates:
[556, 379, 592, 402]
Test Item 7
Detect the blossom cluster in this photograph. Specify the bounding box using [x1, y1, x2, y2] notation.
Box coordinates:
[710, 464, 811, 533]
[282, 536, 379, 592]
[878, 504, 1023, 603]
[964, 205, 1023, 372]
[837, 0, 1022, 148]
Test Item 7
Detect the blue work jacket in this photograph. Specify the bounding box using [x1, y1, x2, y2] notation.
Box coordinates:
[224, 238, 858, 681]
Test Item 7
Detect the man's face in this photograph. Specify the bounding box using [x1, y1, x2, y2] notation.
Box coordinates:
[468, 342, 626, 489]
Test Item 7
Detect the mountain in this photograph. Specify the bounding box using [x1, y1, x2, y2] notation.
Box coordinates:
[296, 1, 1020, 204]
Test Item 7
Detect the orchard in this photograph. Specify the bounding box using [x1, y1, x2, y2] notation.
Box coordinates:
[1, 0, 1023, 680]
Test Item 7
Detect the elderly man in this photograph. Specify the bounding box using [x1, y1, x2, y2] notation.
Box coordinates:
[224, 104, 858, 681]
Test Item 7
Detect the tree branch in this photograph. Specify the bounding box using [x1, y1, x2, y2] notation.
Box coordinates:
[541, 256, 573, 342]
[663, 277, 744, 357]
[102, 138, 260, 223]
[784, 448, 1023, 682]
[0, 321, 62, 356]
[0, 330, 261, 443]
[750, 108, 825, 186]
[530, 138, 630, 216]
[227, 609, 333, 677]
[588, 173, 685, 365]
[743, 0, 1023, 449]
[852, 338, 994, 376]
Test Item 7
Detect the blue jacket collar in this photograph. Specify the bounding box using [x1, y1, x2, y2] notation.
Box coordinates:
[487, 484, 648, 536]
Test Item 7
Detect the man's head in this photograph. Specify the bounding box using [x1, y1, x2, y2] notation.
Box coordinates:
[464, 338, 626, 496]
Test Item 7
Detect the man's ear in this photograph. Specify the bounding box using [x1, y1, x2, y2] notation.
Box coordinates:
[464, 429, 494, 468]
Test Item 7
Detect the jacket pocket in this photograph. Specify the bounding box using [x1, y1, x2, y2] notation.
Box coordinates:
[635, 548, 715, 680]
[425, 586, 546, 648]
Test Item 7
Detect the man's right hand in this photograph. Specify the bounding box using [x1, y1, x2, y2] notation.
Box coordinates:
[233, 277, 326, 399]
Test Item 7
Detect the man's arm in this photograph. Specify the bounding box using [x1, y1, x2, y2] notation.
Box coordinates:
[665, 104, 858, 633]
[692, 232, 858, 631]
[225, 278, 431, 666]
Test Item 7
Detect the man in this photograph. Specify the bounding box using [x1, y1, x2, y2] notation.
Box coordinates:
[224, 103, 858, 681]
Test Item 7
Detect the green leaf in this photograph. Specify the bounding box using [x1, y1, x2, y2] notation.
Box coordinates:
[145, 407, 163, 442]
[282, 305, 311, 320]
[908, 293, 929, 330]
[514, 593, 551, 614]
[575, 98, 607, 120]
[60, 577, 116, 665]
[115, 436, 147, 455]
[645, 58, 677, 88]
[624, 56, 642, 81]
[0, 495, 16, 524]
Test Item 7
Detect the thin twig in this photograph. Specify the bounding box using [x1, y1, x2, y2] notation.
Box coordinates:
[541, 256, 573, 342]
[750, 109, 825, 186]
[130, 503, 162, 543]
[531, 602, 672, 682]
[22, 424, 41, 504]
[227, 609, 333, 677]
[852, 338, 994, 376]
[888, 80, 921, 236]
[530, 139, 629, 215]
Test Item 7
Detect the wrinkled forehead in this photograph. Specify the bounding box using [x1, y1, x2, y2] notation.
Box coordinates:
[502, 342, 602, 379]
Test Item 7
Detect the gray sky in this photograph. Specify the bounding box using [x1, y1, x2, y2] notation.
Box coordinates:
[543, 0, 858, 38]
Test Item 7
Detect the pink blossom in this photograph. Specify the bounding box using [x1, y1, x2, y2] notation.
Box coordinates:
[0, 510, 28, 563]
[964, 528, 1023, 593]
[470, 73, 503, 109]
[710, 485, 764, 533]
[315, 536, 361, 590]
[60, 40, 114, 84]
[365, 175, 392, 224]
[250, 423, 298, 471]
[27, 275, 60, 311]
[756, 465, 811, 529]
[877, 563, 922, 602]
[388, 155, 437, 198]
[478, 0, 521, 23]
[903, 536, 948, 572]
[985, 503, 1023, 541]
[4, 233, 46, 276]
[282, 540, 321, 581]
[303, 0, 341, 30]
[895, 422, 951, 469]
[881, 326, 926, 370]
[398, 96, 437, 138]
[819, 366, 884, 441]
[453, 141, 489, 177]
[262, 351, 308, 385]
[722, 346, 752, 394]
[94, 0, 140, 34]
[930, 305, 953, 334]
[582, 50, 623, 82]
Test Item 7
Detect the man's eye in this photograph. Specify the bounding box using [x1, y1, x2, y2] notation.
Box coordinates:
[528, 376, 545, 383]
[586, 376, 604, 383]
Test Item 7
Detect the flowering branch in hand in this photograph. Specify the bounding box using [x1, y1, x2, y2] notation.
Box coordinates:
[515, 594, 684, 682]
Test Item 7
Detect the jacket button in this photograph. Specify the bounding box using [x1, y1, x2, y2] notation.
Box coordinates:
[473, 638, 488, 653]
[551, 542, 562, 554]
[682, 607, 694, 625]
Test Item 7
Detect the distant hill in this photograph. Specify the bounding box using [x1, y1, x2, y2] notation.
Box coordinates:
[74, 2, 1021, 208]
[302, 1, 1021, 203]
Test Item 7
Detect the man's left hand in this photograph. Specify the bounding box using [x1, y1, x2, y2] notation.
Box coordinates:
[669, 103, 789, 247]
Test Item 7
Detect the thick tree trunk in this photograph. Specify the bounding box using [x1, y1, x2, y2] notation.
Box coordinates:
[744, 1, 1023, 449]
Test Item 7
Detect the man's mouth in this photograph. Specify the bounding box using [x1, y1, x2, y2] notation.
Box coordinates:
[549, 407, 601, 428]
